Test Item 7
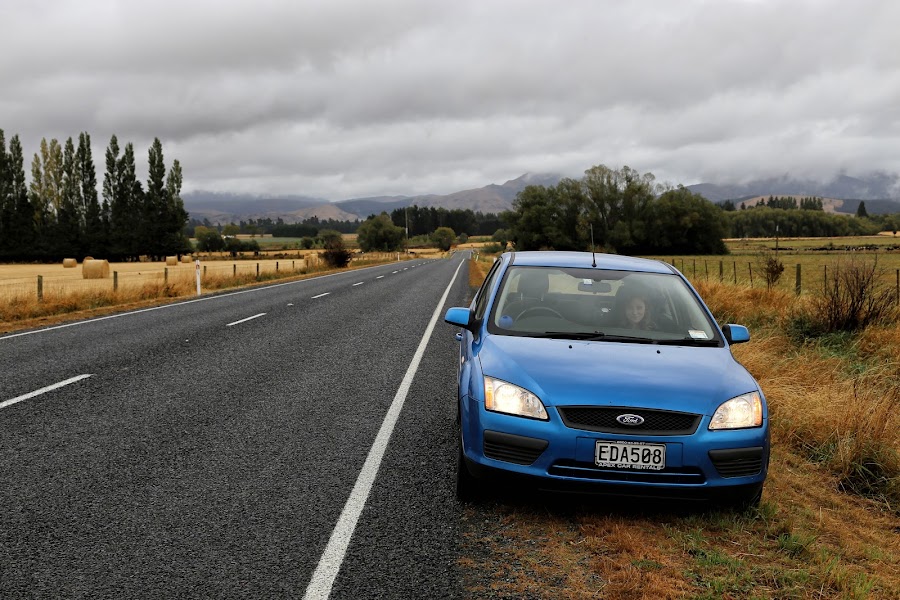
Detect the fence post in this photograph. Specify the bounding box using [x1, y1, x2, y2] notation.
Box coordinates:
[276, 261, 279, 272]
[114, 271, 118, 292]
[795, 264, 802, 295]
[733, 261, 737, 285]
[705, 261, 709, 280]
[896, 269, 899, 304]
[824, 265, 827, 293]
[164, 267, 168, 284]
[693, 259, 696, 277]
[204, 265, 207, 277]
[719, 260, 723, 282]
[233, 264, 237, 277]
[256, 263, 260, 279]
[748, 263, 753, 287]
[37, 275, 43, 302]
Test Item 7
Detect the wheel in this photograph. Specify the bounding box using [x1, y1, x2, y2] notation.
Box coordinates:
[717, 485, 763, 512]
[455, 421, 481, 503]
[517, 306, 564, 320]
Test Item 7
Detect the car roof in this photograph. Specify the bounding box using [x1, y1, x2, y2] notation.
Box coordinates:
[504, 251, 674, 274]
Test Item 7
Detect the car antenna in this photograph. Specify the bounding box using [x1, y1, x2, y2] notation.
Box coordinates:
[590, 223, 597, 267]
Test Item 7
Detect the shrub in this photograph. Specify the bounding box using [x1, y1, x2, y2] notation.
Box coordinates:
[810, 258, 898, 334]
[321, 237, 353, 268]
[759, 254, 785, 290]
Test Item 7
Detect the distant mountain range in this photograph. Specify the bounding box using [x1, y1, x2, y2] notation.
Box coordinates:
[184, 172, 900, 224]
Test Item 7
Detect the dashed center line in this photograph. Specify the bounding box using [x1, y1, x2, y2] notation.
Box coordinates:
[226, 313, 266, 327]
[311, 292, 331, 299]
[352, 282, 364, 286]
[376, 276, 384, 279]
[391, 271, 398, 274]
[1, 374, 93, 410]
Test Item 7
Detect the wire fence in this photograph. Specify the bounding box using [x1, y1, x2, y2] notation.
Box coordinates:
[0, 252, 409, 303]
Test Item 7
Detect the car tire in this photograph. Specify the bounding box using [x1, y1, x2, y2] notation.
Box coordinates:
[719, 485, 763, 512]
[455, 425, 481, 503]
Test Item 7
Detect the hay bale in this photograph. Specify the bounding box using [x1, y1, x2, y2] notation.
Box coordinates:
[82, 259, 110, 279]
[181, 255, 193, 264]
[83, 256, 93, 261]
[62, 258, 77, 268]
[165, 256, 178, 266]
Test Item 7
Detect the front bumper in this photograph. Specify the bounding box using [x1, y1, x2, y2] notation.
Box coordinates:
[461, 395, 770, 498]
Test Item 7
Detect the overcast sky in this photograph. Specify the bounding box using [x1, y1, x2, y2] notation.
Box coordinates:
[2, 0, 899, 200]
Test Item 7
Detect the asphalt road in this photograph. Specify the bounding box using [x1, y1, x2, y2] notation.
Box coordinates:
[0, 253, 472, 599]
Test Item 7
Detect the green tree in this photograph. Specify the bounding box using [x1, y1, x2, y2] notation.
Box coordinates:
[0, 130, 10, 258]
[432, 226, 456, 251]
[357, 212, 405, 252]
[56, 136, 82, 257]
[643, 186, 728, 255]
[195, 226, 225, 252]
[316, 228, 343, 247]
[118, 142, 144, 260]
[6, 135, 34, 259]
[78, 132, 105, 257]
[856, 201, 869, 218]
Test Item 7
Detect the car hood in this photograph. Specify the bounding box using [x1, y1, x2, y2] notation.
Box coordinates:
[477, 335, 759, 415]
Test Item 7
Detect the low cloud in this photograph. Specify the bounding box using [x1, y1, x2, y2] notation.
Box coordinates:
[2, 0, 898, 199]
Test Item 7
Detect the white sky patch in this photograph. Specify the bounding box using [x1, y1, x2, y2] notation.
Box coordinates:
[2, 0, 899, 199]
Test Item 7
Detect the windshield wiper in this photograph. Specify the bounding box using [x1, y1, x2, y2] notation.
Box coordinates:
[532, 331, 656, 343]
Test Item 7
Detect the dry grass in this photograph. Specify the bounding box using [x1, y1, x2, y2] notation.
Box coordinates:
[0, 254, 417, 334]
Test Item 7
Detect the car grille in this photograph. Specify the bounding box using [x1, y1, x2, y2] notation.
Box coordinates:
[549, 460, 706, 485]
[483, 430, 549, 465]
[556, 406, 701, 436]
[709, 447, 764, 478]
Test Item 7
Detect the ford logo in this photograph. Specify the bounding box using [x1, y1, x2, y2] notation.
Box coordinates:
[616, 414, 645, 426]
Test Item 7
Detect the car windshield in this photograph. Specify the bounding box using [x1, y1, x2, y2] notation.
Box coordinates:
[487, 266, 720, 344]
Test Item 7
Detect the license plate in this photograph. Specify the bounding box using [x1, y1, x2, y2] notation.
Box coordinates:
[595, 441, 666, 470]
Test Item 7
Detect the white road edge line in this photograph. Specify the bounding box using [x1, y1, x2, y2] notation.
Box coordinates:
[303, 259, 464, 600]
[311, 292, 331, 299]
[1, 374, 93, 410]
[226, 313, 266, 327]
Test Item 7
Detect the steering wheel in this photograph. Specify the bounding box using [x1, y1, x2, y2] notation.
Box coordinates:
[517, 306, 564, 319]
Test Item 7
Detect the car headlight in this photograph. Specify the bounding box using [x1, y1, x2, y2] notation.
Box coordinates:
[709, 392, 763, 430]
[484, 377, 548, 420]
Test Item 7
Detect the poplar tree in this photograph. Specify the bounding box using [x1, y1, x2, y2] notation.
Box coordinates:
[145, 137, 168, 259]
[118, 142, 144, 260]
[78, 132, 105, 256]
[8, 136, 35, 259]
[0, 130, 10, 257]
[57, 136, 82, 257]
[164, 159, 189, 255]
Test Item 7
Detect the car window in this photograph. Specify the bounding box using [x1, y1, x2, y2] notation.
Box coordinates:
[488, 266, 719, 343]
[473, 258, 502, 321]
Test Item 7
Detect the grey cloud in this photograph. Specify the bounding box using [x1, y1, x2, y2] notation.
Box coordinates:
[2, 0, 899, 199]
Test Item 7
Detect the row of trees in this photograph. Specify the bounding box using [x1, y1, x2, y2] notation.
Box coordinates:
[725, 206, 881, 238]
[501, 165, 728, 255]
[728, 196, 826, 211]
[0, 129, 189, 262]
[388, 206, 501, 238]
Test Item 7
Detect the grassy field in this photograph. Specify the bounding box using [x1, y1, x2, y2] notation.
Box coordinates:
[0, 252, 421, 333]
[463, 253, 900, 599]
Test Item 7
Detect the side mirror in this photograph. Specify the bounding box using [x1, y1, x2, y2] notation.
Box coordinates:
[444, 307, 475, 331]
[722, 324, 750, 345]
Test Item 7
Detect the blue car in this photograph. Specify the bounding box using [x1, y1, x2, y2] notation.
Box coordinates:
[444, 251, 769, 508]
